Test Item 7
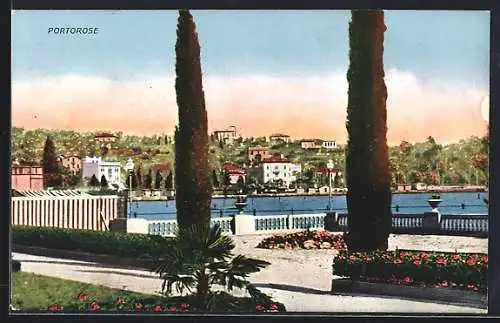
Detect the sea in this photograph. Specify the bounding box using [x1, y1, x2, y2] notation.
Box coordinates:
[127, 192, 488, 220]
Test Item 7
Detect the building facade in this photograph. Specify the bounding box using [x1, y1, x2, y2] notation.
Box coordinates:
[259, 155, 300, 188]
[269, 133, 291, 143]
[301, 140, 320, 150]
[247, 146, 271, 164]
[82, 156, 121, 187]
[11, 165, 44, 191]
[57, 155, 82, 175]
[222, 165, 246, 185]
[213, 126, 237, 145]
[322, 140, 337, 149]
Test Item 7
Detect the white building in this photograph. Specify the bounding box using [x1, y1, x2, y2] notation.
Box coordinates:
[82, 156, 121, 187]
[322, 140, 337, 149]
[260, 155, 301, 188]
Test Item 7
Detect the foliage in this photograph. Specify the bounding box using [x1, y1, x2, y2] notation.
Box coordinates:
[100, 175, 108, 188]
[212, 169, 220, 188]
[174, 10, 213, 229]
[154, 223, 281, 312]
[12, 272, 284, 313]
[12, 225, 173, 260]
[89, 174, 100, 187]
[257, 230, 346, 250]
[155, 170, 162, 190]
[136, 165, 143, 189]
[42, 136, 60, 187]
[345, 10, 392, 252]
[333, 249, 487, 293]
[125, 171, 138, 189]
[165, 171, 173, 190]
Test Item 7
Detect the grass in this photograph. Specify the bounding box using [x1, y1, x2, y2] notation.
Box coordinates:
[11, 272, 163, 312]
[11, 272, 284, 313]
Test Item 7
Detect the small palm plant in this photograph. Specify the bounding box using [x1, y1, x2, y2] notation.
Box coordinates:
[154, 223, 276, 312]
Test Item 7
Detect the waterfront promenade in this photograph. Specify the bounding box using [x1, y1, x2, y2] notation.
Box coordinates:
[12, 234, 487, 313]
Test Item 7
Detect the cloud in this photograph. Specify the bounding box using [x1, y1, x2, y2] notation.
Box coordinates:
[11, 69, 488, 144]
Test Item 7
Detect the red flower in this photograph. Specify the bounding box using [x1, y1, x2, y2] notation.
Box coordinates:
[413, 260, 422, 267]
[256, 304, 265, 312]
[270, 303, 279, 311]
[420, 252, 429, 259]
[400, 251, 409, 257]
[180, 303, 189, 309]
[435, 258, 447, 265]
[440, 281, 449, 287]
[48, 304, 62, 311]
[451, 254, 461, 261]
[116, 296, 126, 305]
[393, 258, 403, 264]
[481, 255, 488, 264]
[153, 305, 162, 312]
[135, 303, 143, 311]
[466, 257, 476, 266]
[411, 255, 421, 261]
[402, 277, 413, 284]
[77, 292, 88, 301]
[168, 306, 177, 312]
[364, 256, 373, 261]
[90, 302, 100, 311]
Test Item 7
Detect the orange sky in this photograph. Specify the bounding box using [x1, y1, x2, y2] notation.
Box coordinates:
[11, 69, 488, 145]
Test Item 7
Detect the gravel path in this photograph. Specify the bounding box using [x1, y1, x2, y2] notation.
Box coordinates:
[12, 233, 487, 313]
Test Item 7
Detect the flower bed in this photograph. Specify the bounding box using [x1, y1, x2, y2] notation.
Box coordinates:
[46, 292, 285, 313]
[12, 226, 173, 259]
[333, 249, 487, 293]
[257, 230, 346, 250]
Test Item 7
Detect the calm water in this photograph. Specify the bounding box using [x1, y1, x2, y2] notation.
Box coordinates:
[127, 192, 488, 220]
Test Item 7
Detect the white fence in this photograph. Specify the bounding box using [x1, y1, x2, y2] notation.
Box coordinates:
[11, 195, 121, 231]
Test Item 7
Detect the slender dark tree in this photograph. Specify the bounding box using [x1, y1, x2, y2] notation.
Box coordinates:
[125, 171, 138, 189]
[155, 170, 163, 189]
[144, 168, 153, 189]
[345, 10, 392, 252]
[100, 174, 108, 189]
[165, 171, 173, 190]
[42, 136, 59, 186]
[89, 174, 100, 187]
[212, 169, 219, 188]
[136, 165, 143, 189]
[174, 10, 213, 229]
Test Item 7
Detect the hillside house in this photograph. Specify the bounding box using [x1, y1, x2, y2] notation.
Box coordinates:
[11, 161, 44, 191]
[57, 155, 82, 175]
[248, 146, 271, 164]
[269, 133, 291, 143]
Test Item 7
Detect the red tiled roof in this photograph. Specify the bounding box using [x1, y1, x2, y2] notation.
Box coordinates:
[316, 167, 339, 174]
[94, 133, 116, 138]
[223, 164, 245, 174]
[262, 156, 290, 163]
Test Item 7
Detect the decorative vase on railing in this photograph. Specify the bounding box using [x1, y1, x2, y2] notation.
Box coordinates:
[428, 195, 442, 213]
[234, 195, 248, 214]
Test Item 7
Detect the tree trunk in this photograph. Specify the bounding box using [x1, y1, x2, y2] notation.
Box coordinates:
[174, 10, 212, 229]
[345, 10, 392, 252]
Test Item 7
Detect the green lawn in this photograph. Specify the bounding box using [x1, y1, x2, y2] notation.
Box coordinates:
[11, 272, 283, 313]
[12, 272, 167, 312]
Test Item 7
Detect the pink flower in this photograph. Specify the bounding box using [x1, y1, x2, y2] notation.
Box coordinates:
[168, 306, 177, 312]
[393, 258, 403, 264]
[90, 301, 100, 311]
[135, 303, 143, 311]
[180, 303, 189, 309]
[77, 292, 88, 301]
[270, 303, 278, 311]
[256, 304, 265, 312]
[153, 305, 162, 312]
[435, 258, 447, 266]
[116, 296, 126, 305]
[413, 260, 422, 267]
[48, 304, 62, 311]
[466, 257, 476, 266]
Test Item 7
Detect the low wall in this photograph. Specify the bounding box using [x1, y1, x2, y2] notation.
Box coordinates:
[131, 211, 488, 237]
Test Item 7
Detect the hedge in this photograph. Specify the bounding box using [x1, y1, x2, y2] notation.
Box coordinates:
[257, 230, 346, 250]
[12, 226, 172, 259]
[333, 249, 487, 293]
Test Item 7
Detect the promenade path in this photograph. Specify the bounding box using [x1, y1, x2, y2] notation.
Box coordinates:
[12, 234, 487, 313]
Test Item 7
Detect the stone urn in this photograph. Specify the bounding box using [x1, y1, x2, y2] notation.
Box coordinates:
[234, 195, 248, 214]
[427, 195, 442, 213]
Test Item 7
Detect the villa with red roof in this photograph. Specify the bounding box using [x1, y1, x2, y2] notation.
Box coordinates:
[94, 132, 117, 143]
[222, 164, 246, 184]
[247, 154, 301, 188]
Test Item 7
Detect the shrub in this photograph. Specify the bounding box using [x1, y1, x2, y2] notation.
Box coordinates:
[12, 260, 21, 272]
[333, 249, 487, 293]
[257, 230, 346, 250]
[12, 226, 173, 259]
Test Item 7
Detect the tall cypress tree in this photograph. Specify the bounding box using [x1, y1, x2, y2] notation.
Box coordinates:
[165, 171, 173, 191]
[155, 169, 163, 189]
[345, 10, 392, 252]
[42, 136, 59, 187]
[136, 166, 143, 189]
[174, 10, 212, 229]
